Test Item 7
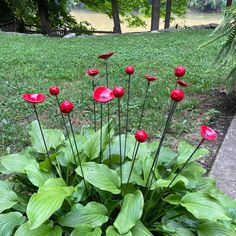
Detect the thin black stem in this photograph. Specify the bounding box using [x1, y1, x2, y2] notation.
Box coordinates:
[138, 81, 150, 129]
[123, 74, 131, 160]
[68, 113, 88, 194]
[100, 103, 103, 163]
[145, 101, 177, 190]
[33, 105, 52, 165]
[56, 96, 77, 164]
[118, 98, 122, 195]
[123, 142, 140, 196]
[92, 80, 96, 131]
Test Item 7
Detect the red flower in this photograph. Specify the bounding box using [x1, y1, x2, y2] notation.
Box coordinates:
[93, 86, 114, 103]
[200, 125, 218, 141]
[22, 93, 46, 104]
[98, 52, 114, 60]
[86, 69, 99, 77]
[176, 79, 189, 87]
[145, 75, 157, 82]
[175, 66, 186, 77]
[49, 86, 60, 96]
[113, 86, 125, 98]
[170, 89, 185, 102]
[60, 100, 74, 113]
[135, 130, 149, 143]
[125, 66, 135, 75]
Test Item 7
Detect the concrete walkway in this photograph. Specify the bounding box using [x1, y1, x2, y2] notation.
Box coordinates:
[210, 114, 236, 199]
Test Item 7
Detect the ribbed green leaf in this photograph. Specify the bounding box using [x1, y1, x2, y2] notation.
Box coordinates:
[1, 148, 36, 173]
[58, 202, 108, 228]
[106, 226, 132, 236]
[114, 190, 144, 234]
[0, 190, 18, 213]
[30, 120, 65, 154]
[174, 228, 195, 236]
[131, 221, 153, 236]
[0, 212, 25, 236]
[70, 225, 102, 236]
[197, 222, 235, 236]
[180, 192, 231, 221]
[14, 222, 62, 236]
[27, 178, 74, 229]
[0, 180, 13, 190]
[76, 162, 120, 194]
[177, 141, 209, 165]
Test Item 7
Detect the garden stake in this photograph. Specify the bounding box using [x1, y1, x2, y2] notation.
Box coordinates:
[67, 113, 88, 194]
[92, 80, 97, 131]
[100, 103, 103, 163]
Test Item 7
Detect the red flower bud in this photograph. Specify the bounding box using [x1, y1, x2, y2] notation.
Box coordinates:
[86, 69, 99, 77]
[144, 75, 157, 82]
[200, 125, 218, 141]
[135, 130, 149, 143]
[113, 86, 125, 98]
[93, 86, 114, 103]
[22, 93, 46, 104]
[49, 86, 60, 96]
[176, 79, 189, 87]
[175, 66, 186, 77]
[98, 52, 114, 60]
[170, 89, 185, 102]
[60, 100, 74, 113]
[125, 66, 135, 75]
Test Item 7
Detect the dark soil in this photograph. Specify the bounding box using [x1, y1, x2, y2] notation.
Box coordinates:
[191, 88, 236, 174]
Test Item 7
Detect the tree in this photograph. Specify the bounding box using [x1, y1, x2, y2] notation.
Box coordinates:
[226, 0, 233, 7]
[151, 0, 160, 31]
[164, 0, 172, 29]
[111, 0, 122, 33]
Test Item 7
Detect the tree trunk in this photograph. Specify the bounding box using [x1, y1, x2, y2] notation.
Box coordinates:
[36, 0, 51, 35]
[151, 0, 160, 31]
[226, 0, 233, 7]
[164, 0, 172, 29]
[111, 0, 122, 34]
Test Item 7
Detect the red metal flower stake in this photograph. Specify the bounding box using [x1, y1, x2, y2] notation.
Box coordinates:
[146, 89, 185, 191]
[123, 130, 148, 197]
[86, 69, 100, 131]
[123, 65, 135, 160]
[59, 100, 88, 193]
[174, 66, 186, 88]
[49, 86, 77, 166]
[93, 86, 114, 163]
[22, 93, 52, 166]
[98, 52, 114, 160]
[113, 86, 125, 193]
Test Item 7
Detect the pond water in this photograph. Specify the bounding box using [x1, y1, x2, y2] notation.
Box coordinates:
[71, 8, 223, 33]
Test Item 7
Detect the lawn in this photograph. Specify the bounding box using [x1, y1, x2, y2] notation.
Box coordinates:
[0, 29, 231, 155]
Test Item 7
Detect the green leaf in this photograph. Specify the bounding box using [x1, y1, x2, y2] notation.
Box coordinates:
[177, 141, 209, 165]
[25, 163, 54, 187]
[1, 148, 36, 173]
[114, 190, 144, 234]
[14, 222, 62, 236]
[58, 202, 108, 228]
[174, 228, 195, 236]
[0, 190, 18, 213]
[27, 178, 74, 229]
[0, 180, 13, 190]
[83, 123, 113, 160]
[131, 221, 153, 236]
[106, 226, 132, 236]
[0, 212, 25, 236]
[180, 192, 231, 221]
[30, 120, 65, 154]
[164, 194, 181, 205]
[76, 162, 120, 194]
[197, 222, 235, 236]
[70, 225, 102, 236]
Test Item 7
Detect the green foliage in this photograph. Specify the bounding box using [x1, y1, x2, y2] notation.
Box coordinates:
[0, 120, 235, 235]
[188, 0, 227, 12]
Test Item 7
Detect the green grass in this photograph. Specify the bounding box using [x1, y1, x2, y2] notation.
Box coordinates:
[0, 29, 231, 155]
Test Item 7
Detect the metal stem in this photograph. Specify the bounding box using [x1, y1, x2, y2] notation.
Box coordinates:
[118, 98, 122, 195]
[123, 74, 131, 160]
[56, 96, 77, 164]
[92, 80, 97, 131]
[33, 105, 52, 165]
[100, 103, 103, 163]
[67, 113, 88, 193]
